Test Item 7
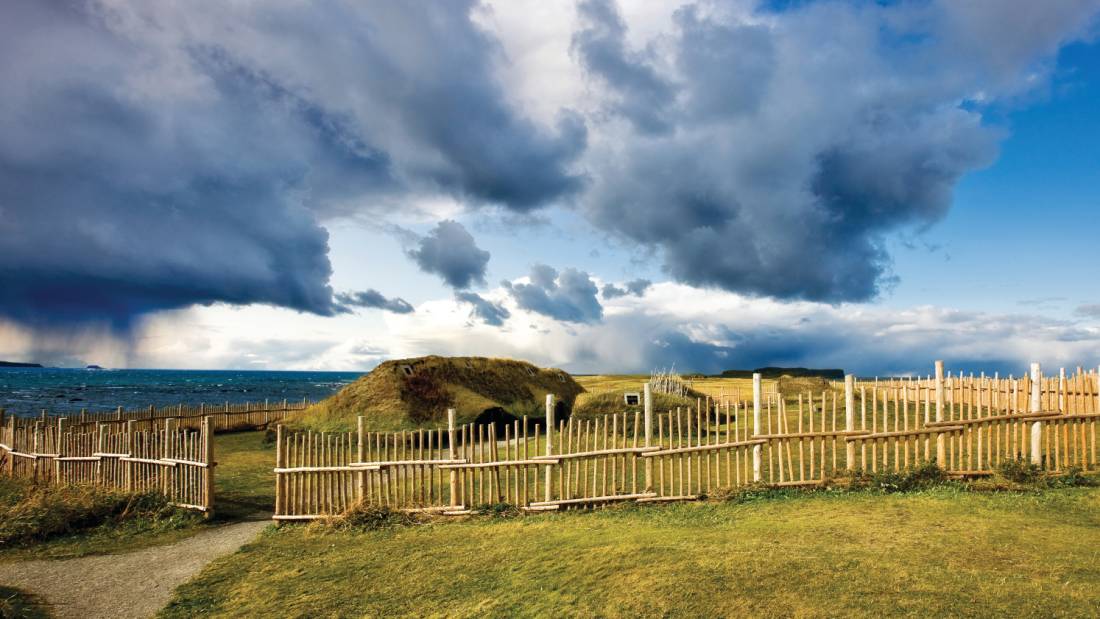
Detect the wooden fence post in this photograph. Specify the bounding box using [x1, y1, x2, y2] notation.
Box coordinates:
[275, 424, 284, 517]
[162, 418, 173, 497]
[845, 375, 855, 470]
[6, 416, 13, 477]
[1058, 367, 1066, 413]
[447, 409, 458, 507]
[752, 373, 762, 482]
[544, 395, 554, 502]
[95, 423, 104, 483]
[125, 420, 135, 491]
[2, 415, 7, 476]
[202, 416, 214, 515]
[1030, 362, 1043, 467]
[55, 417, 65, 484]
[935, 361, 946, 469]
[357, 416, 366, 505]
[643, 382, 653, 491]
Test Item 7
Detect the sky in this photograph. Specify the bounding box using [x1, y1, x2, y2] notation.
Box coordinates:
[1, 0, 1099, 376]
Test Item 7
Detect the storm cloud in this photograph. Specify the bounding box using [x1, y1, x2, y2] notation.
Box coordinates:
[573, 0, 1099, 302]
[406, 221, 491, 290]
[0, 0, 583, 330]
[601, 278, 651, 299]
[455, 291, 511, 326]
[3, 0, 1097, 341]
[504, 265, 603, 324]
[572, 0, 675, 134]
[335, 290, 415, 314]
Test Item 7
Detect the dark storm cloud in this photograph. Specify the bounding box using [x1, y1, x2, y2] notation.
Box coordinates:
[455, 292, 511, 327]
[572, 0, 676, 134]
[406, 221, 490, 290]
[335, 290, 414, 314]
[575, 0, 1099, 302]
[504, 265, 603, 323]
[601, 278, 651, 299]
[0, 0, 584, 331]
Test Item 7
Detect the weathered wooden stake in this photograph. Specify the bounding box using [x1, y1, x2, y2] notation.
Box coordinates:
[275, 424, 284, 516]
[935, 360, 946, 468]
[447, 409, 458, 507]
[844, 375, 855, 470]
[357, 416, 366, 504]
[544, 395, 554, 502]
[643, 382, 653, 491]
[1059, 367, 1066, 413]
[202, 416, 214, 515]
[752, 373, 762, 482]
[1030, 363, 1043, 467]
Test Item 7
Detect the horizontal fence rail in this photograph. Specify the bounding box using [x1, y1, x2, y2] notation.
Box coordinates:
[274, 361, 1100, 520]
[0, 415, 215, 512]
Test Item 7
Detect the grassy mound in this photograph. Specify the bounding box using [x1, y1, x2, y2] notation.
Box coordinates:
[572, 390, 703, 421]
[296, 356, 585, 432]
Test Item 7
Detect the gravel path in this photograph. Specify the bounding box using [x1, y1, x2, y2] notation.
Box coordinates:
[3, 520, 268, 619]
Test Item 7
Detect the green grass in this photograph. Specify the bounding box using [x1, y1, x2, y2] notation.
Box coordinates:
[213, 431, 277, 520]
[0, 586, 48, 619]
[161, 485, 1100, 618]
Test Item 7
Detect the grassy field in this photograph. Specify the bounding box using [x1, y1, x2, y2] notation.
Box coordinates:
[160, 485, 1100, 618]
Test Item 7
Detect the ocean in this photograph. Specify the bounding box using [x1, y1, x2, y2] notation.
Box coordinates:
[0, 367, 363, 417]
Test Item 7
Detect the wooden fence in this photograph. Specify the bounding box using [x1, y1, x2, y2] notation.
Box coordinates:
[0, 415, 214, 512]
[273, 360, 1100, 520]
[7, 398, 313, 433]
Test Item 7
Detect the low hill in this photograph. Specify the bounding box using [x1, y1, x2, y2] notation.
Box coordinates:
[297, 356, 584, 432]
[572, 390, 703, 421]
[720, 367, 844, 380]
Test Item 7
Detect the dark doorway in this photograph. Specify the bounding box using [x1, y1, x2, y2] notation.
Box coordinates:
[555, 400, 569, 421]
[474, 407, 519, 437]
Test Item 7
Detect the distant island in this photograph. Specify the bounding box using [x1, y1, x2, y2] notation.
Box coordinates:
[720, 367, 844, 380]
[0, 361, 43, 368]
[85, 365, 105, 370]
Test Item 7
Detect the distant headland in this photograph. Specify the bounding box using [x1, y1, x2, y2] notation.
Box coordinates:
[0, 361, 44, 368]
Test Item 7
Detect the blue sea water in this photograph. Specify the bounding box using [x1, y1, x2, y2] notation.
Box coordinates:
[0, 368, 363, 417]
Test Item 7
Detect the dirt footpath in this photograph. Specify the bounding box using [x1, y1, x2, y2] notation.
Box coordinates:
[3, 520, 267, 619]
